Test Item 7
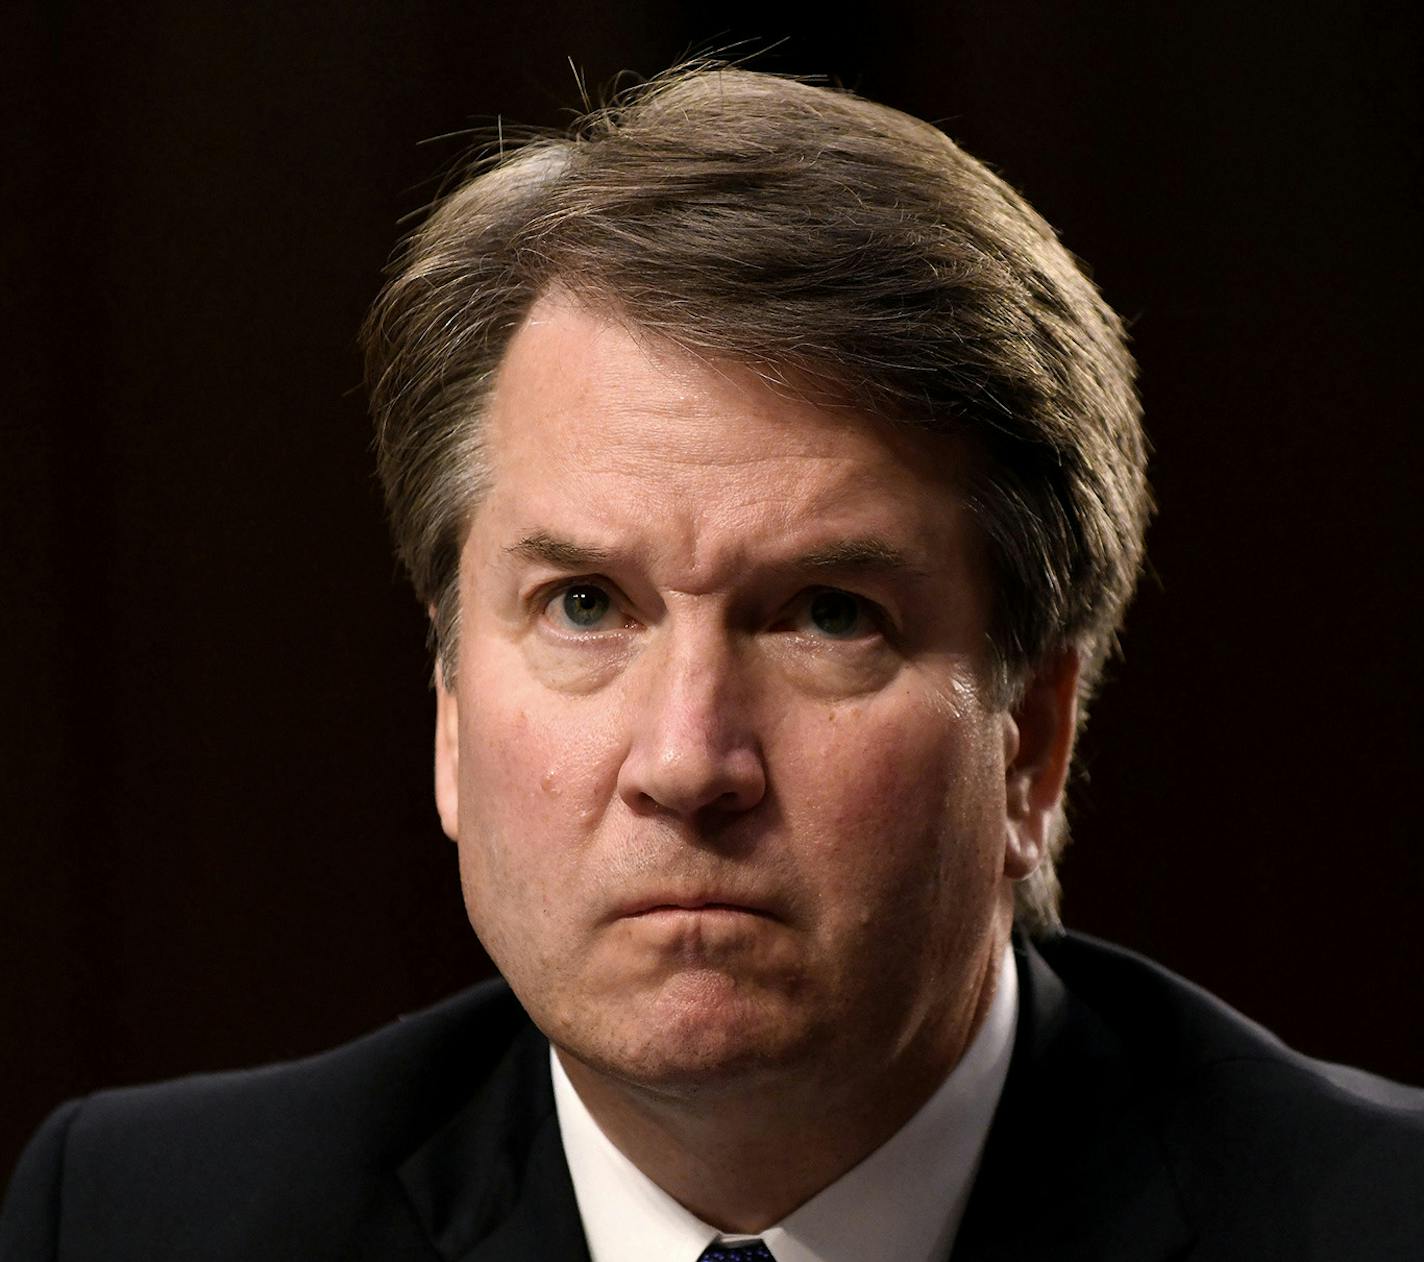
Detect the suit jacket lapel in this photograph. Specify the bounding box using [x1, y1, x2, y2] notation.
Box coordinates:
[951, 936, 1195, 1262]
[397, 1021, 591, 1262]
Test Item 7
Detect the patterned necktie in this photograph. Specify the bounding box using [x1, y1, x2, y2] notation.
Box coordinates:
[696, 1242, 776, 1262]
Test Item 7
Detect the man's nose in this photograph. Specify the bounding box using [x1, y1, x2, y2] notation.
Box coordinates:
[615, 629, 767, 821]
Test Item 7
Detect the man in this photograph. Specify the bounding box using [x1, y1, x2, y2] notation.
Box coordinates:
[3, 63, 1421, 1262]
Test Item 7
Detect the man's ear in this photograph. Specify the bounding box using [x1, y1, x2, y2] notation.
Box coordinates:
[1003, 648, 1081, 880]
[432, 647, 460, 842]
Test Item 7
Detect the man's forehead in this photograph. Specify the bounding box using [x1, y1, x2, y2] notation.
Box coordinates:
[487, 294, 968, 472]
[485, 291, 940, 466]
[465, 293, 982, 581]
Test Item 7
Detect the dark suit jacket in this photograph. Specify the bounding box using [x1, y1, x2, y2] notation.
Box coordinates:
[3, 932, 1421, 1260]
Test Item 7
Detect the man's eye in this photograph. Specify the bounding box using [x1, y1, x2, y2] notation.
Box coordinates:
[550, 584, 615, 631]
[803, 589, 874, 639]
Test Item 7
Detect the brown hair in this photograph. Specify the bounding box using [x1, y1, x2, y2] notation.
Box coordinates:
[362, 63, 1151, 932]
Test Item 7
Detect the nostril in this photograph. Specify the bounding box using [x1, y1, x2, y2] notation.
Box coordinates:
[617, 740, 766, 819]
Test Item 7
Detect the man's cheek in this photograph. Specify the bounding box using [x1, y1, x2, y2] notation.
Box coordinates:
[816, 713, 957, 820]
[789, 745, 935, 881]
[462, 696, 621, 850]
[463, 698, 547, 810]
[456, 818, 565, 976]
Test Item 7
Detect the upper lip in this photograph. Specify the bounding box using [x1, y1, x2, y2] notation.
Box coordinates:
[617, 893, 777, 919]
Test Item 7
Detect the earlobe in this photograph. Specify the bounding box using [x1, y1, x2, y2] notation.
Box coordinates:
[433, 659, 460, 841]
[1003, 649, 1081, 881]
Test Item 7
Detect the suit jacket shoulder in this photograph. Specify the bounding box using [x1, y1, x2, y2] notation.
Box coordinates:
[953, 932, 1424, 1261]
[0, 978, 586, 1262]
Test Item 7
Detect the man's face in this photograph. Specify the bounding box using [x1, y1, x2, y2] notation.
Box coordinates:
[435, 293, 1072, 1099]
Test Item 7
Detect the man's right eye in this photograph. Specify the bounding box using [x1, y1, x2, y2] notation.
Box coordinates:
[547, 584, 615, 631]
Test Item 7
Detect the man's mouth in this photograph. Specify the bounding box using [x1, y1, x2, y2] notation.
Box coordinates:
[617, 896, 776, 920]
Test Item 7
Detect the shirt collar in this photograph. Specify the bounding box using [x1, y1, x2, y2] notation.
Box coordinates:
[552, 948, 1018, 1262]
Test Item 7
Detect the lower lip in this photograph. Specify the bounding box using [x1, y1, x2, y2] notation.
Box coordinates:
[616, 907, 777, 955]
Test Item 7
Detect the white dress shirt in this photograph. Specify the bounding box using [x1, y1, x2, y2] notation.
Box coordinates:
[551, 948, 1018, 1262]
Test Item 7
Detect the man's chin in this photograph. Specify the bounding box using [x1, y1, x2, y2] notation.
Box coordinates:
[545, 972, 821, 1097]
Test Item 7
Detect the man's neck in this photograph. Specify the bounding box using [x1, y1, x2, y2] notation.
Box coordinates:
[555, 935, 1008, 1233]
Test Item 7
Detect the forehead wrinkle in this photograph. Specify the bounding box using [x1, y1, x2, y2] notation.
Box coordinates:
[580, 418, 853, 483]
[499, 477, 945, 595]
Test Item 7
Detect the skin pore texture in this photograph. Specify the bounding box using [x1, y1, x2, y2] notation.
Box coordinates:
[433, 292, 1080, 1232]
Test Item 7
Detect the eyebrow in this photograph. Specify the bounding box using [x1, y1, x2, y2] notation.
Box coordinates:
[794, 538, 924, 577]
[508, 530, 924, 580]
[507, 531, 612, 570]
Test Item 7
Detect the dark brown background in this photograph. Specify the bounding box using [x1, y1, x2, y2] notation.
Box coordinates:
[4, 1, 1420, 1183]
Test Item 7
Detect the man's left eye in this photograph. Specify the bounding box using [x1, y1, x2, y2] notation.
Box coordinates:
[800, 589, 876, 639]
